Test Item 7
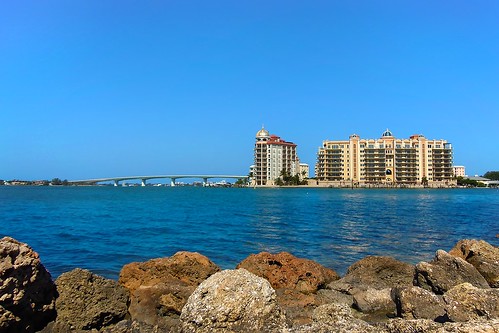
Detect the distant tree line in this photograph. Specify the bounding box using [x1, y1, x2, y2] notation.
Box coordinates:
[483, 171, 499, 180]
[456, 177, 486, 187]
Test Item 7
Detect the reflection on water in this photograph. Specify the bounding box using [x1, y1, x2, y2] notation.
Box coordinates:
[1, 187, 498, 279]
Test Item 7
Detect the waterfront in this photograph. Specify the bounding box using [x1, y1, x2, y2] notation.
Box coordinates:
[1, 186, 498, 280]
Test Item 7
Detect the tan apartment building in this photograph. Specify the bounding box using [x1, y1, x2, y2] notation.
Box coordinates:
[253, 127, 300, 186]
[315, 129, 454, 186]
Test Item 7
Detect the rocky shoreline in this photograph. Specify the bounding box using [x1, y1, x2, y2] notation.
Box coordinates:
[1, 237, 498, 332]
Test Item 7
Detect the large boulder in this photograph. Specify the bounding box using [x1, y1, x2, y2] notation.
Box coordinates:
[180, 268, 288, 332]
[236, 252, 339, 294]
[391, 286, 446, 321]
[449, 239, 499, 288]
[52, 268, 129, 331]
[119, 251, 220, 330]
[0, 237, 57, 332]
[443, 283, 499, 322]
[415, 250, 490, 294]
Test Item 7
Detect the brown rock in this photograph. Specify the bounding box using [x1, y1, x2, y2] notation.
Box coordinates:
[353, 287, 394, 314]
[449, 239, 499, 288]
[381, 318, 499, 333]
[180, 269, 288, 333]
[119, 251, 220, 292]
[415, 250, 490, 294]
[53, 268, 129, 331]
[443, 282, 499, 322]
[236, 251, 339, 293]
[118, 251, 220, 330]
[392, 286, 446, 321]
[0, 237, 57, 332]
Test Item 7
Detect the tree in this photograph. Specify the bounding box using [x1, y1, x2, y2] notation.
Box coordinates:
[51, 178, 62, 185]
[484, 171, 499, 180]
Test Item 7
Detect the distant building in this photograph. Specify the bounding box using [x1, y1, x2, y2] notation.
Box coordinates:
[299, 163, 309, 180]
[253, 127, 300, 186]
[315, 129, 454, 186]
[453, 165, 466, 178]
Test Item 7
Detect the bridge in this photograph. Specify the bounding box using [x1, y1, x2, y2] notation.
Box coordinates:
[68, 175, 249, 187]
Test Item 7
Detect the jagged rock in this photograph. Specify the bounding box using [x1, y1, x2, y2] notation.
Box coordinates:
[180, 268, 288, 332]
[119, 251, 220, 329]
[392, 286, 446, 321]
[53, 268, 129, 331]
[275, 288, 318, 327]
[0, 236, 57, 332]
[415, 250, 490, 294]
[236, 251, 339, 293]
[290, 303, 383, 333]
[449, 239, 499, 288]
[443, 283, 499, 322]
[381, 318, 499, 332]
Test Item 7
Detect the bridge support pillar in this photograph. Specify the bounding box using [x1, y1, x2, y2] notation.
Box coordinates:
[170, 178, 176, 187]
[203, 178, 208, 187]
[114, 180, 119, 187]
[141, 179, 147, 187]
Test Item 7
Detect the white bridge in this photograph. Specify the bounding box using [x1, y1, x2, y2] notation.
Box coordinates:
[68, 175, 248, 187]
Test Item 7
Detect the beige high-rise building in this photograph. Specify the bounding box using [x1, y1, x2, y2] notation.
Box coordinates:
[315, 129, 453, 186]
[253, 127, 300, 186]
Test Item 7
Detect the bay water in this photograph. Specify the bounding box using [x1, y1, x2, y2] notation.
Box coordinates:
[1, 186, 497, 280]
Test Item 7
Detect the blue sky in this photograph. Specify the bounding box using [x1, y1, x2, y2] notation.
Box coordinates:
[1, 1, 498, 180]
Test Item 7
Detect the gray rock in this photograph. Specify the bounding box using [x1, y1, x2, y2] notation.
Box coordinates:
[443, 282, 499, 322]
[290, 303, 384, 333]
[449, 239, 499, 288]
[53, 268, 129, 331]
[0, 236, 57, 332]
[415, 250, 490, 294]
[180, 268, 287, 333]
[392, 286, 446, 321]
[353, 287, 395, 314]
[381, 318, 499, 333]
[328, 256, 415, 292]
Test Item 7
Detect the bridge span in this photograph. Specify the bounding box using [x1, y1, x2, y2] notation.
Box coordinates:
[68, 175, 249, 187]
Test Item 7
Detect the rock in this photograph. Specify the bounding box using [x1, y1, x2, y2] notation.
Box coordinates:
[353, 287, 394, 314]
[119, 251, 220, 293]
[236, 251, 339, 293]
[392, 286, 446, 321]
[275, 288, 318, 327]
[128, 281, 194, 330]
[328, 256, 415, 292]
[415, 250, 490, 294]
[119, 251, 220, 329]
[449, 239, 499, 288]
[180, 268, 288, 333]
[290, 303, 383, 333]
[443, 283, 499, 322]
[53, 268, 129, 331]
[326, 256, 413, 316]
[0, 236, 57, 332]
[381, 318, 499, 333]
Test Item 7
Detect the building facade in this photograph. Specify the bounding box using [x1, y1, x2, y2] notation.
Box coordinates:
[453, 166, 466, 178]
[315, 129, 453, 186]
[253, 127, 300, 186]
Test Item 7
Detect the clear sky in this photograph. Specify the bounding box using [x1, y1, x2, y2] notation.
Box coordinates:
[1, 1, 498, 180]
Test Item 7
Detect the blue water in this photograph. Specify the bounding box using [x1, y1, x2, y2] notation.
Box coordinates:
[1, 186, 498, 280]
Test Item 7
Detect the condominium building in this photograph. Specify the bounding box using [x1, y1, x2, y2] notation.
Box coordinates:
[453, 165, 466, 178]
[315, 129, 453, 186]
[253, 127, 300, 186]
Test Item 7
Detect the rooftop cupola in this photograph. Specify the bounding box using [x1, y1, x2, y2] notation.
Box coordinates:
[256, 126, 270, 141]
[381, 129, 394, 138]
